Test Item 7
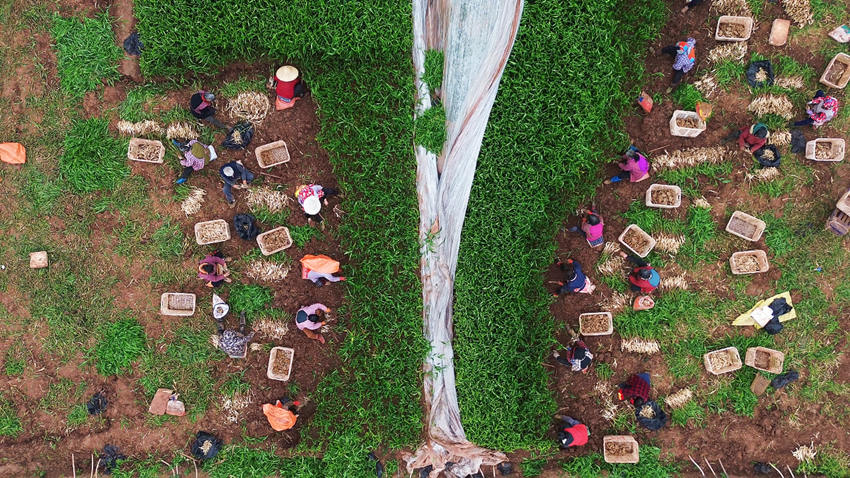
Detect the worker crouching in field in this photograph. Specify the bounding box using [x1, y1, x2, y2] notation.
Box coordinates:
[552, 258, 596, 296]
[269, 65, 307, 111]
[296, 303, 330, 344]
[219, 160, 255, 207]
[198, 252, 232, 288]
[262, 398, 301, 431]
[623, 254, 660, 294]
[175, 140, 215, 184]
[552, 339, 593, 373]
[568, 210, 604, 248]
[604, 147, 650, 185]
[189, 90, 228, 129]
[793, 90, 839, 128]
[618, 373, 652, 406]
[295, 183, 339, 229]
[660, 38, 696, 86]
[736, 123, 769, 153]
[556, 416, 589, 449]
[215, 311, 254, 359]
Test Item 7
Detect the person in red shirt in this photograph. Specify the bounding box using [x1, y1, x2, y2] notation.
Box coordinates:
[737, 123, 768, 153]
[269, 65, 307, 111]
[556, 415, 589, 448]
[618, 373, 651, 406]
[622, 253, 660, 293]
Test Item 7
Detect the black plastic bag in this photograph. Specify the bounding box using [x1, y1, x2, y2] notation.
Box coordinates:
[191, 431, 223, 461]
[122, 32, 143, 56]
[754, 145, 781, 168]
[771, 370, 799, 390]
[222, 121, 254, 150]
[746, 60, 775, 88]
[791, 129, 806, 154]
[86, 391, 108, 415]
[418, 465, 433, 478]
[753, 462, 772, 474]
[763, 316, 784, 335]
[497, 462, 514, 475]
[234, 214, 260, 240]
[768, 297, 792, 316]
[635, 400, 667, 430]
[100, 445, 126, 474]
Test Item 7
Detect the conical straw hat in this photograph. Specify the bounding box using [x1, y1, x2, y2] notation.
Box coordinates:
[276, 65, 299, 82]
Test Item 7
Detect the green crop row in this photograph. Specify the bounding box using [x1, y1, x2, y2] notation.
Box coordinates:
[51, 12, 122, 98]
[452, 0, 668, 451]
[60, 117, 129, 193]
[136, 1, 424, 474]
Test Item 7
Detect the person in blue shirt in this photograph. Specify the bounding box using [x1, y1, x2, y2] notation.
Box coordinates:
[553, 259, 596, 296]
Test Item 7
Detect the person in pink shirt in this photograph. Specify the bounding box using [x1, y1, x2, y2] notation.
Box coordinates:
[295, 303, 330, 344]
[569, 210, 604, 248]
[198, 252, 232, 288]
[604, 147, 650, 184]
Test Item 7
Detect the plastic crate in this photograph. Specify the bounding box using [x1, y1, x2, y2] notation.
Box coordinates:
[729, 250, 769, 275]
[603, 436, 640, 464]
[194, 219, 231, 245]
[645, 184, 682, 209]
[725, 211, 766, 242]
[745, 346, 785, 374]
[805, 138, 845, 162]
[256, 226, 293, 256]
[160, 293, 196, 316]
[827, 208, 850, 236]
[820, 53, 850, 89]
[579, 312, 613, 336]
[703, 347, 742, 375]
[128, 138, 165, 164]
[618, 224, 656, 258]
[254, 140, 291, 168]
[669, 110, 706, 138]
[267, 347, 294, 381]
[836, 189, 850, 216]
[715, 15, 754, 42]
[769, 19, 791, 46]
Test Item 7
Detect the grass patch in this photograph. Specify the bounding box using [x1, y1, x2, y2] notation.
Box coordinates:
[671, 83, 704, 111]
[288, 224, 322, 248]
[656, 162, 733, 197]
[51, 13, 122, 98]
[219, 76, 266, 97]
[227, 284, 273, 320]
[561, 446, 678, 478]
[715, 60, 745, 89]
[422, 50, 444, 91]
[60, 118, 130, 193]
[0, 394, 22, 437]
[67, 403, 90, 428]
[93, 318, 147, 376]
[119, 84, 165, 122]
[3, 341, 26, 376]
[415, 104, 446, 155]
[151, 222, 186, 258]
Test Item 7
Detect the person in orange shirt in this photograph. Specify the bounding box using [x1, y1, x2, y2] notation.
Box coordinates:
[262, 398, 301, 431]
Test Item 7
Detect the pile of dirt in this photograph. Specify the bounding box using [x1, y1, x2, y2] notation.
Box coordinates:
[604, 441, 634, 456]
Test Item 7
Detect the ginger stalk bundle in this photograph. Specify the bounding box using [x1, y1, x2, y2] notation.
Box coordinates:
[748, 95, 794, 119]
[245, 259, 290, 282]
[180, 187, 206, 216]
[665, 388, 693, 409]
[707, 42, 747, 64]
[621, 337, 661, 354]
[226, 92, 271, 124]
[598, 292, 629, 313]
[653, 147, 728, 170]
[246, 186, 291, 213]
[166, 122, 199, 140]
[654, 234, 686, 254]
[660, 274, 689, 291]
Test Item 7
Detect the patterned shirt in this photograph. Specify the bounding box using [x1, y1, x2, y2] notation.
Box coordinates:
[219, 330, 253, 357]
[673, 39, 696, 73]
[807, 96, 839, 125]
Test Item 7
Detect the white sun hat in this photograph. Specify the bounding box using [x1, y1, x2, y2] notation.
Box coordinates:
[276, 65, 299, 82]
[303, 195, 321, 215]
[212, 294, 230, 320]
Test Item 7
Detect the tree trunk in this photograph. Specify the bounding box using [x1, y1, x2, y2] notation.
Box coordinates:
[407, 0, 522, 476]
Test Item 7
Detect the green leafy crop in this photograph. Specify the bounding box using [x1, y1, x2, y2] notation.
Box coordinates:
[94, 318, 147, 376]
[52, 13, 122, 98]
[60, 118, 129, 193]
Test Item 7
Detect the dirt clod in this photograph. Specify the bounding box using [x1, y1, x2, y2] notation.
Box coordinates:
[826, 62, 848, 84]
[754, 350, 771, 369]
[727, 216, 757, 238]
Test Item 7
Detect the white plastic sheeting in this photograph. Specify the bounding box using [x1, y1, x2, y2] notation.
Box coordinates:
[406, 0, 522, 476]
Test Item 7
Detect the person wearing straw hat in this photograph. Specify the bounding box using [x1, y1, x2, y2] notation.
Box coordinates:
[176, 140, 217, 184]
[189, 90, 228, 129]
[219, 160, 255, 207]
[295, 183, 339, 229]
[269, 65, 307, 111]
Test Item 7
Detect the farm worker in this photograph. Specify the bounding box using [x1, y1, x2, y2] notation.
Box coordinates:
[215, 311, 254, 359]
[624, 254, 660, 294]
[617, 373, 652, 406]
[568, 210, 604, 247]
[555, 416, 589, 449]
[680, 0, 704, 13]
[219, 160, 255, 207]
[198, 252, 232, 288]
[552, 340, 593, 373]
[604, 147, 650, 184]
[300, 254, 346, 287]
[660, 38, 696, 86]
[262, 398, 301, 431]
[295, 184, 340, 229]
[269, 65, 307, 111]
[296, 303, 330, 344]
[736, 123, 769, 153]
[175, 140, 216, 184]
[793, 90, 839, 127]
[552, 259, 595, 296]
[189, 90, 228, 129]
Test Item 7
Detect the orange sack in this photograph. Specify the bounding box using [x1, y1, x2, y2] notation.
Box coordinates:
[262, 402, 297, 431]
[0, 143, 26, 164]
[300, 254, 340, 278]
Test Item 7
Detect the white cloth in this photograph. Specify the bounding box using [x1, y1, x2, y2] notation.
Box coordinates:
[750, 305, 773, 327]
